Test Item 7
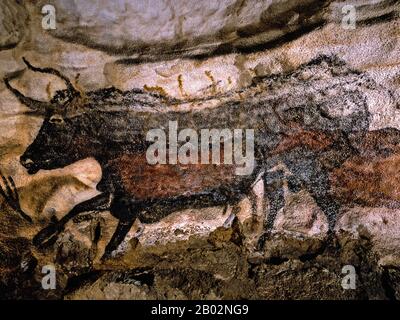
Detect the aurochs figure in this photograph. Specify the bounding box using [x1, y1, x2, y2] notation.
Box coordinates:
[3, 55, 380, 259]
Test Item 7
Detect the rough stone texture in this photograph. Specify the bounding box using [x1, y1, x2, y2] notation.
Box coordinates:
[0, 0, 400, 299]
[0, 0, 28, 50]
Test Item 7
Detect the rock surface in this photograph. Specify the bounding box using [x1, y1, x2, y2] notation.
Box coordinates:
[0, 0, 399, 299]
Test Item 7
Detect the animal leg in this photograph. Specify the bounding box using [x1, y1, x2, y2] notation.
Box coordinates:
[133, 219, 145, 238]
[247, 187, 261, 231]
[224, 183, 259, 229]
[223, 205, 241, 228]
[248, 188, 258, 216]
[263, 170, 285, 230]
[102, 218, 136, 260]
[284, 157, 339, 233]
[307, 189, 339, 233]
[257, 170, 285, 250]
[101, 195, 141, 260]
[33, 192, 112, 248]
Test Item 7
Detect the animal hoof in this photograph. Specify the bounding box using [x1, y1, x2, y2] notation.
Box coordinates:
[223, 212, 236, 228]
[133, 224, 145, 238]
[100, 251, 113, 262]
[325, 230, 338, 247]
[256, 231, 272, 251]
[33, 224, 60, 248]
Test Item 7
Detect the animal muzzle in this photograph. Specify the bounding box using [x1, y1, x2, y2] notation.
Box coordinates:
[20, 155, 40, 174]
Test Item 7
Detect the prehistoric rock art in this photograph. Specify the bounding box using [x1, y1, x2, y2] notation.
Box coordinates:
[1, 0, 399, 300]
[2, 55, 396, 259]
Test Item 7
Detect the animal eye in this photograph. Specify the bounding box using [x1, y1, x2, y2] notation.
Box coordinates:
[49, 115, 64, 124]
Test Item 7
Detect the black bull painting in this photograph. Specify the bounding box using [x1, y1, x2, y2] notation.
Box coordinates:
[1, 55, 398, 259]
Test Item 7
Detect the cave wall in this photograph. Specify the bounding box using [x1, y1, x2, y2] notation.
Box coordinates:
[0, 0, 400, 299]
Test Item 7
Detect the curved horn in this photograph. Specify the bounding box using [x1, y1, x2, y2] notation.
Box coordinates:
[4, 69, 53, 113]
[22, 57, 79, 97]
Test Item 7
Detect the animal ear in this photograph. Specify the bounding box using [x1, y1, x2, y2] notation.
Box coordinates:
[4, 69, 54, 114]
[22, 57, 80, 100]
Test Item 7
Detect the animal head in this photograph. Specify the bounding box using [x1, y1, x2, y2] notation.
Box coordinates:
[4, 58, 94, 174]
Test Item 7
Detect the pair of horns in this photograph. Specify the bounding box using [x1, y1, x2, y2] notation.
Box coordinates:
[3, 58, 79, 113]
